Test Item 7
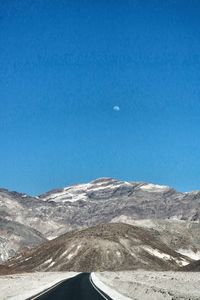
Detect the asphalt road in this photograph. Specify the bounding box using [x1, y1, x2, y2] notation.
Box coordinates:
[28, 273, 113, 300]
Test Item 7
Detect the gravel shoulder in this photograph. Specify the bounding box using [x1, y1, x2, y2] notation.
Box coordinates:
[95, 271, 200, 300]
[0, 272, 78, 300]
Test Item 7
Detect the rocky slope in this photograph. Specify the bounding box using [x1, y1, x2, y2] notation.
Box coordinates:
[6, 223, 191, 272]
[0, 188, 67, 239]
[0, 189, 48, 262]
[111, 217, 200, 261]
[0, 217, 46, 262]
[38, 177, 200, 228]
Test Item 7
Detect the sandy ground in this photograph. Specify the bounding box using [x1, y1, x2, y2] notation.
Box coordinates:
[1, 271, 200, 300]
[95, 271, 200, 300]
[0, 272, 78, 300]
[91, 272, 131, 300]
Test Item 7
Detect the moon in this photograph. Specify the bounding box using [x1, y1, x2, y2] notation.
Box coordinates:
[113, 105, 120, 112]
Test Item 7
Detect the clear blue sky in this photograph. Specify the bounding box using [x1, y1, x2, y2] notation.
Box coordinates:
[1, 0, 200, 195]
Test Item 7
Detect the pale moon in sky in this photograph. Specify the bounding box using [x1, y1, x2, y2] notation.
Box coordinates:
[113, 105, 120, 111]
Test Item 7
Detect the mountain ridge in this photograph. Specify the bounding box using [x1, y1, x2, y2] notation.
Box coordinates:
[1, 177, 200, 263]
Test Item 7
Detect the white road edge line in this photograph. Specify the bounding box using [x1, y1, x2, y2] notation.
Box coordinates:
[90, 273, 132, 300]
[29, 279, 67, 300]
[89, 273, 110, 300]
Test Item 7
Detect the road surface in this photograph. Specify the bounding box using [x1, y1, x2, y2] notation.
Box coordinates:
[28, 273, 113, 300]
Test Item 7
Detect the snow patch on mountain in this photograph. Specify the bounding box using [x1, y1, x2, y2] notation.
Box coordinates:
[177, 249, 200, 260]
[142, 246, 172, 260]
[142, 246, 189, 266]
[139, 183, 170, 192]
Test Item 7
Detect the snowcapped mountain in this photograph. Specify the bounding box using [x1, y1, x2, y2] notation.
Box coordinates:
[38, 178, 171, 203]
[36, 177, 200, 234]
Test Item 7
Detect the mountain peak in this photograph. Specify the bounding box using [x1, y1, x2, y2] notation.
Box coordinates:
[90, 177, 117, 184]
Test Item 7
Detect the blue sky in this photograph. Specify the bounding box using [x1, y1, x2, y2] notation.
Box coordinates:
[1, 0, 200, 195]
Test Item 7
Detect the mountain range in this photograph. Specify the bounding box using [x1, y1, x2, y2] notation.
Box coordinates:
[1, 177, 200, 271]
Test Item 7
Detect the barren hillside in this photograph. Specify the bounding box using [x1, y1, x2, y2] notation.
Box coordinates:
[6, 223, 191, 273]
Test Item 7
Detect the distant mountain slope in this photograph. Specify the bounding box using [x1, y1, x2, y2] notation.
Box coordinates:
[0, 218, 47, 262]
[0, 187, 69, 240]
[6, 223, 191, 272]
[38, 178, 200, 229]
[0, 189, 50, 262]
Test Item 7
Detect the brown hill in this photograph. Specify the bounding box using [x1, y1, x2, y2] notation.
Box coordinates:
[0, 265, 13, 275]
[6, 223, 191, 273]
